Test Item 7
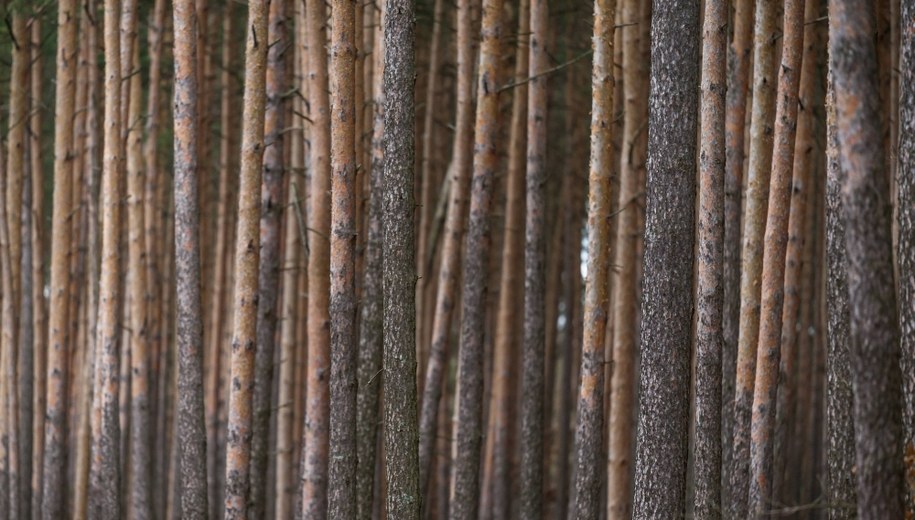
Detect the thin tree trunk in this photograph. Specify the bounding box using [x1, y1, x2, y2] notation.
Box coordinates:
[382, 0, 421, 515]
[88, 0, 123, 514]
[691, 0, 726, 515]
[631, 0, 699, 516]
[224, 0, 269, 515]
[829, 0, 906, 516]
[356, 1, 385, 517]
[43, 0, 80, 515]
[250, 0, 287, 516]
[299, 0, 332, 512]
[417, 0, 475, 492]
[746, 0, 805, 512]
[898, 0, 915, 513]
[721, 0, 752, 502]
[729, 0, 779, 513]
[824, 69, 857, 520]
[173, 0, 210, 516]
[0, 147, 17, 520]
[772, 0, 820, 503]
[449, 0, 502, 514]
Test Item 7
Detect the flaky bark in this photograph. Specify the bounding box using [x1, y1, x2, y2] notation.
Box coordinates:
[746, 0, 805, 512]
[88, 1, 123, 515]
[382, 0, 420, 515]
[829, 1, 906, 516]
[43, 0, 79, 516]
[567, 0, 614, 517]
[173, 0, 209, 517]
[772, 0, 820, 503]
[224, 0, 269, 516]
[417, 0, 475, 491]
[356, 2, 385, 517]
[250, 0, 287, 516]
[692, 0, 726, 515]
[631, 0, 698, 517]
[448, 0, 502, 514]
[899, 0, 915, 513]
[327, 0, 358, 512]
[825, 71, 857, 519]
[721, 0, 752, 500]
[729, 0, 779, 514]
[519, 0, 549, 515]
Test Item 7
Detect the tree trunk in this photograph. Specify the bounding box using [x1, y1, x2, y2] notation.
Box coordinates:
[449, 0, 502, 514]
[729, 0, 779, 513]
[43, 0, 80, 516]
[829, 0, 906, 516]
[631, 0, 699, 516]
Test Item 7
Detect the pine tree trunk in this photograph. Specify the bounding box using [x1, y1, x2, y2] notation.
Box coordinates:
[449, 0, 502, 514]
[250, 1, 287, 516]
[631, 0, 699, 516]
[829, 1, 906, 516]
[172, 0, 210, 516]
[729, 0, 779, 513]
[43, 0, 80, 516]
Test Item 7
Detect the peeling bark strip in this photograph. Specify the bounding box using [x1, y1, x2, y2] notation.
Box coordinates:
[328, 0, 358, 512]
[568, 0, 615, 515]
[692, 0, 726, 515]
[721, 0, 752, 500]
[250, 0, 287, 516]
[172, 0, 209, 517]
[88, 0, 123, 516]
[828, 0, 906, 517]
[224, 0, 269, 517]
[824, 73, 857, 520]
[729, 0, 779, 514]
[382, 0, 421, 514]
[520, 0, 549, 515]
[631, 0, 698, 517]
[449, 0, 502, 514]
[356, 2, 385, 518]
[43, 0, 79, 517]
[417, 0, 475, 492]
[899, 0, 915, 513]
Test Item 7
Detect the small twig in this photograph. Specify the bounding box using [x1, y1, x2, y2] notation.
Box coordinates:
[498, 49, 594, 93]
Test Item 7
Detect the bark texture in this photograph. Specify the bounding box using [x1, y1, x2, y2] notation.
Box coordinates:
[383, 0, 421, 516]
[224, 0, 268, 516]
[631, 0, 699, 517]
[829, 0, 906, 516]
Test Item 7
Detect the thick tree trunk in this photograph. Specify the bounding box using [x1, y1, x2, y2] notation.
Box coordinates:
[631, 0, 699, 516]
[448, 0, 502, 514]
[829, 0, 906, 516]
[566, 0, 614, 517]
[224, 0, 269, 516]
[250, 1, 287, 516]
[43, 0, 80, 516]
[172, 0, 210, 517]
[382, 0, 421, 515]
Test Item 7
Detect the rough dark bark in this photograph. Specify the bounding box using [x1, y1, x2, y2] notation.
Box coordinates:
[172, 0, 209, 517]
[519, 0, 549, 515]
[448, 0, 502, 514]
[729, 0, 779, 514]
[692, 0, 726, 515]
[382, 0, 420, 516]
[899, 0, 915, 514]
[43, 0, 79, 516]
[355, 2, 385, 518]
[721, 0, 752, 502]
[824, 71, 857, 520]
[250, 0, 287, 516]
[631, 0, 699, 517]
[224, 0, 269, 516]
[567, 0, 614, 516]
[829, 0, 906, 516]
